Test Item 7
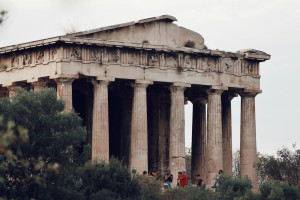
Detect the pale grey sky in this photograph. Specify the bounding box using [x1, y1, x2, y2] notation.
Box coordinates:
[0, 0, 299, 155]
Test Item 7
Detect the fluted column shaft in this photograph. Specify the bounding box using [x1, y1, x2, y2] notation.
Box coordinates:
[92, 80, 110, 162]
[206, 89, 223, 187]
[240, 92, 258, 190]
[170, 85, 186, 186]
[191, 99, 207, 184]
[129, 81, 150, 174]
[55, 78, 74, 112]
[222, 94, 235, 175]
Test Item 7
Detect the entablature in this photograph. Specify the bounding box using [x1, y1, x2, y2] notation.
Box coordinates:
[0, 37, 270, 90]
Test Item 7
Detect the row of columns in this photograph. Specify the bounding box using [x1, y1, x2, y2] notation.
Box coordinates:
[1, 78, 258, 189]
[191, 89, 258, 189]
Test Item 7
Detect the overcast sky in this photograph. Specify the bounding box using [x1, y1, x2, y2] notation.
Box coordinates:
[0, 0, 299, 155]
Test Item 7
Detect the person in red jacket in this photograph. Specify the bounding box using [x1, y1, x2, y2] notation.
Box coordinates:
[178, 170, 188, 187]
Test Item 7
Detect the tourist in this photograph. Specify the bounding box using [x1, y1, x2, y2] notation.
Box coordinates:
[164, 170, 173, 188]
[149, 166, 161, 180]
[212, 169, 224, 190]
[178, 170, 188, 187]
[177, 172, 182, 187]
[196, 174, 203, 187]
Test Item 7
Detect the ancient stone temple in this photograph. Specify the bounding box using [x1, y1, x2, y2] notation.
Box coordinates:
[0, 15, 270, 188]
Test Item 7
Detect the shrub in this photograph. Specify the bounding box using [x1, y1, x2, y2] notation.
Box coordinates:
[77, 158, 141, 200]
[164, 187, 188, 200]
[0, 88, 89, 199]
[184, 40, 195, 48]
[259, 180, 300, 200]
[217, 175, 254, 199]
[139, 175, 163, 200]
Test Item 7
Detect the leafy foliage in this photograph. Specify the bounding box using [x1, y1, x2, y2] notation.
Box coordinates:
[0, 118, 59, 199]
[0, 10, 7, 25]
[257, 145, 300, 187]
[0, 88, 89, 199]
[216, 175, 259, 200]
[232, 150, 241, 177]
[260, 180, 300, 200]
[139, 175, 163, 200]
[77, 158, 141, 200]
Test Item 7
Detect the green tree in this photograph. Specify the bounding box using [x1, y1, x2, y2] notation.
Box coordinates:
[77, 158, 141, 200]
[0, 118, 60, 199]
[185, 147, 192, 179]
[232, 150, 241, 177]
[260, 180, 300, 200]
[0, 88, 89, 199]
[0, 10, 7, 25]
[256, 145, 300, 187]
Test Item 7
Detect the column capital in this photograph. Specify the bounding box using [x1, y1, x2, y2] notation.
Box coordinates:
[170, 86, 185, 93]
[190, 97, 207, 105]
[55, 77, 76, 85]
[239, 92, 258, 98]
[131, 80, 153, 88]
[239, 89, 261, 98]
[7, 84, 20, 91]
[170, 82, 191, 93]
[222, 92, 238, 101]
[31, 78, 49, 88]
[206, 86, 228, 95]
[91, 79, 111, 86]
[206, 89, 224, 95]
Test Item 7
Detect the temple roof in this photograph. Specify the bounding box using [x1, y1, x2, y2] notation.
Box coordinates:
[68, 15, 177, 37]
[0, 15, 270, 61]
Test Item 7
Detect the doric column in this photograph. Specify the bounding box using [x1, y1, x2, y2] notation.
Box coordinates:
[240, 92, 258, 190]
[91, 79, 111, 162]
[206, 89, 224, 187]
[129, 80, 152, 174]
[32, 79, 49, 91]
[55, 78, 75, 112]
[169, 83, 190, 186]
[191, 98, 207, 184]
[8, 85, 21, 97]
[222, 93, 236, 175]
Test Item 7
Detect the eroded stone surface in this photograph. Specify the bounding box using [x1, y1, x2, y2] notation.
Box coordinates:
[0, 16, 270, 188]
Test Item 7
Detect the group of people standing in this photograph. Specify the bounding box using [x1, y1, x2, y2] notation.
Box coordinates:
[145, 167, 223, 190]
[146, 167, 204, 189]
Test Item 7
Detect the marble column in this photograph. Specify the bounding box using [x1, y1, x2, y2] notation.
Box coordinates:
[169, 84, 186, 186]
[191, 98, 207, 184]
[222, 93, 236, 175]
[206, 89, 223, 187]
[158, 94, 170, 176]
[240, 92, 258, 190]
[129, 80, 151, 174]
[91, 80, 110, 162]
[55, 78, 74, 112]
[8, 85, 21, 97]
[32, 79, 49, 91]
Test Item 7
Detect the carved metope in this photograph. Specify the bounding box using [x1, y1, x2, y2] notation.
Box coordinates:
[0, 44, 261, 80]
